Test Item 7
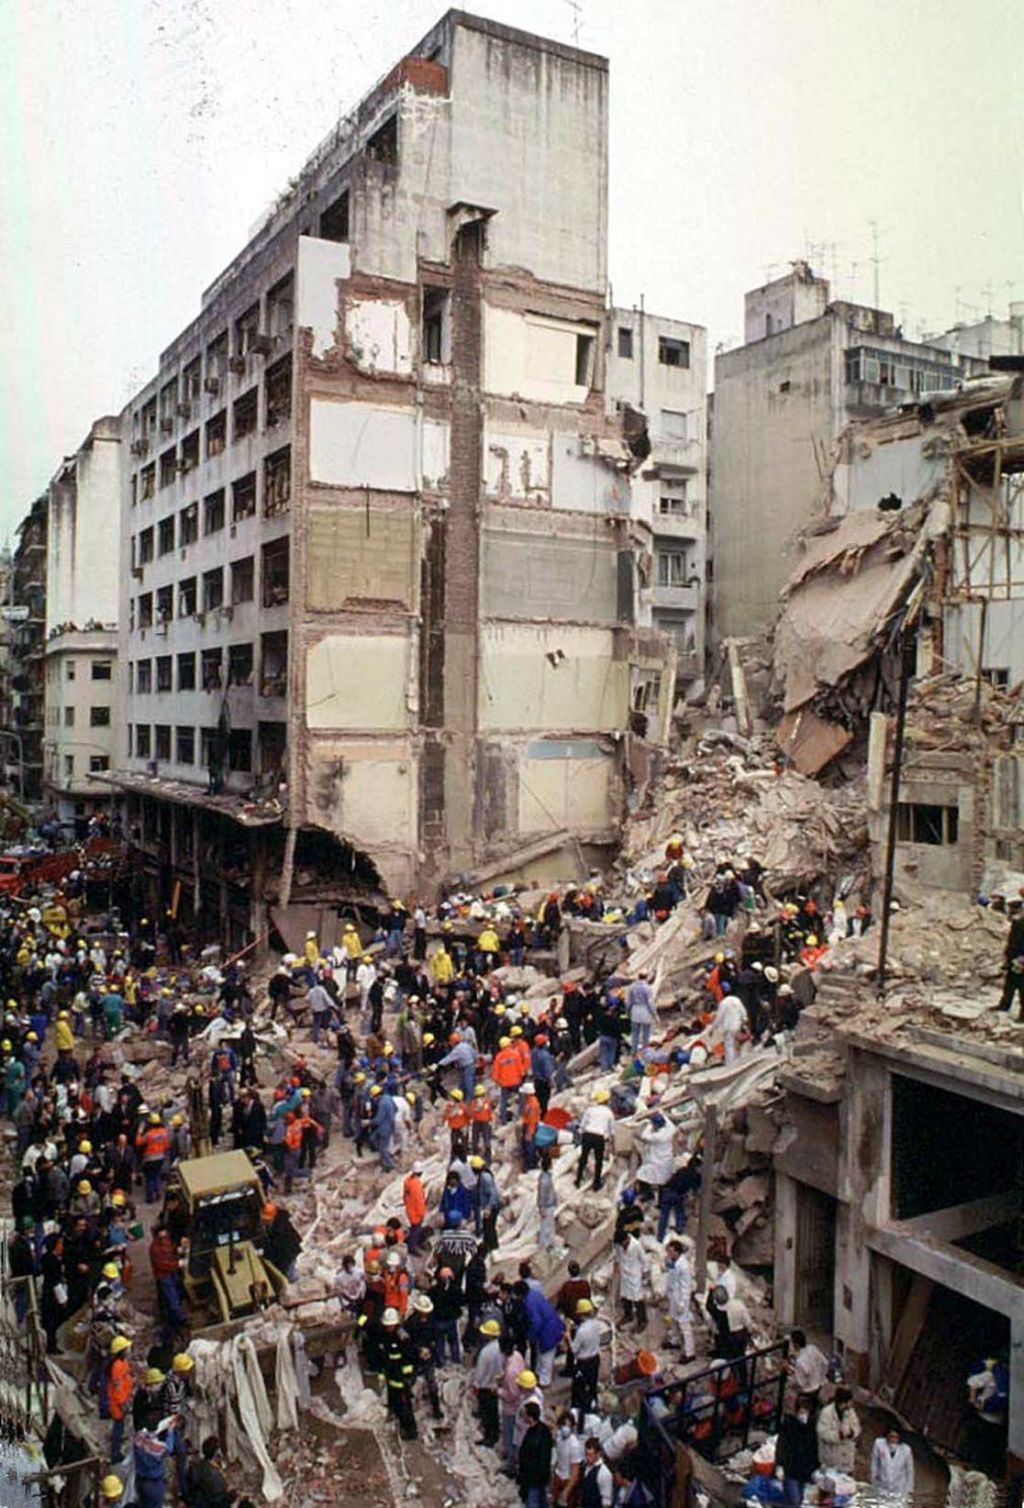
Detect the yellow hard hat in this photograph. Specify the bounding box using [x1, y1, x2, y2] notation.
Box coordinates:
[592, 1088, 610, 1104]
[469, 1155, 484, 1169]
[714, 952, 725, 965]
[300, 1087, 312, 1098]
[110, 1335, 131, 1355]
[517, 1368, 538, 1389]
[1, 1039, 11, 1052]
[79, 1140, 92, 1154]
[354, 1071, 366, 1083]
[499, 1035, 512, 1048]
[58, 1010, 69, 1020]
[100, 1475, 124, 1500]
[494, 1004, 506, 1016]
[370, 1085, 382, 1097]
[449, 1088, 464, 1101]
[26, 1031, 37, 1042]
[510, 1025, 523, 1037]
[805, 934, 818, 947]
[474, 1085, 487, 1097]
[576, 1297, 594, 1315]
[172, 1352, 195, 1372]
[102, 1262, 120, 1280]
[480, 1318, 501, 1337]
[171, 1114, 183, 1126]
[148, 1112, 161, 1124]
[111, 1191, 127, 1207]
[143, 1367, 165, 1386]
[423, 1033, 435, 1046]
[405, 1092, 416, 1104]
[77, 1180, 92, 1195]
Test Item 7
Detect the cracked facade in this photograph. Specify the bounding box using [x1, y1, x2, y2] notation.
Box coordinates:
[113, 11, 678, 941]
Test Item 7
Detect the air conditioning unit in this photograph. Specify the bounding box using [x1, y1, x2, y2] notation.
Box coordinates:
[130, 439, 146, 457]
[204, 376, 220, 395]
[252, 333, 273, 356]
[229, 356, 246, 374]
[160, 417, 174, 434]
[177, 401, 191, 418]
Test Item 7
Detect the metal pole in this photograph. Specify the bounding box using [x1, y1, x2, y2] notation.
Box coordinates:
[876, 634, 914, 997]
[694, 1101, 719, 1292]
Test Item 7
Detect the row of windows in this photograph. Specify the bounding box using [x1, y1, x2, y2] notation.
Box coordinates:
[133, 283, 295, 446]
[54, 752, 110, 780]
[47, 659, 112, 685]
[131, 634, 288, 697]
[616, 327, 692, 369]
[130, 723, 254, 772]
[46, 704, 111, 728]
[134, 442, 291, 519]
[133, 536, 289, 629]
[844, 346, 959, 393]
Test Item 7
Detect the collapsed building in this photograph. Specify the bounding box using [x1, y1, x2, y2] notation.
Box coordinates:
[108, 11, 683, 947]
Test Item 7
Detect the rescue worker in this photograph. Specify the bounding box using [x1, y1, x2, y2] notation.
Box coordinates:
[380, 1307, 418, 1440]
[107, 1334, 134, 1460]
[470, 1084, 494, 1160]
[491, 1035, 525, 1124]
[137, 1112, 171, 1204]
[405, 1292, 442, 1420]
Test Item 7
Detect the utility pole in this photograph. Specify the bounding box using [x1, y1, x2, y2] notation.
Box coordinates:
[876, 633, 915, 997]
[869, 220, 881, 310]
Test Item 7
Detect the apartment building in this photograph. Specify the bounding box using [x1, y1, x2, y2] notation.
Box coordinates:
[43, 416, 123, 828]
[711, 261, 991, 647]
[9, 498, 48, 802]
[114, 11, 675, 945]
[606, 308, 707, 689]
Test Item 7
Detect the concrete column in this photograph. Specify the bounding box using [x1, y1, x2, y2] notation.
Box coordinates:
[835, 1050, 892, 1383]
[1008, 1313, 1024, 1472]
[773, 1172, 798, 1327]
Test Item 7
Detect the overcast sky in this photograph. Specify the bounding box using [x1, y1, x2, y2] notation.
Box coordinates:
[1, 0, 1021, 536]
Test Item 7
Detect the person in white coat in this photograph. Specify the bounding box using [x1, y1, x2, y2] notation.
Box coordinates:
[712, 990, 747, 1066]
[615, 1230, 648, 1332]
[636, 1113, 676, 1191]
[870, 1428, 914, 1499]
[816, 1387, 861, 1473]
[664, 1238, 695, 1359]
[392, 1090, 414, 1156]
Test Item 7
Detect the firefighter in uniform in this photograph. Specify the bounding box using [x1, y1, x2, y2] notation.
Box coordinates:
[379, 1307, 418, 1440]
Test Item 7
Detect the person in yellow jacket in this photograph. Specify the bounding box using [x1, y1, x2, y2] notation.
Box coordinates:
[54, 1011, 75, 1054]
[430, 944, 454, 986]
[303, 930, 320, 967]
[477, 925, 500, 970]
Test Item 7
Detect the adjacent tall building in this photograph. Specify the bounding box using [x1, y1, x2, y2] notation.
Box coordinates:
[43, 417, 123, 827]
[112, 11, 676, 944]
[9, 498, 48, 802]
[710, 261, 991, 647]
[606, 309, 707, 690]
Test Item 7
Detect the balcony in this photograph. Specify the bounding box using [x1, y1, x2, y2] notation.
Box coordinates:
[652, 582, 700, 612]
[646, 436, 702, 474]
[653, 512, 701, 542]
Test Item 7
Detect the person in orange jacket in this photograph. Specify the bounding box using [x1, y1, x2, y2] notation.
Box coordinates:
[107, 1335, 134, 1460]
[509, 1027, 532, 1077]
[443, 1091, 470, 1159]
[490, 1036, 525, 1124]
[520, 1081, 542, 1172]
[382, 1250, 411, 1317]
[283, 1110, 321, 1193]
[135, 1114, 171, 1203]
[403, 1166, 427, 1256]
[470, 1085, 495, 1161]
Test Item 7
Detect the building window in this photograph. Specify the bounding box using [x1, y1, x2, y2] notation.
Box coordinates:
[267, 272, 294, 338]
[201, 648, 223, 691]
[138, 593, 153, 630]
[658, 485, 690, 517]
[264, 446, 291, 516]
[262, 536, 290, 606]
[656, 551, 689, 588]
[64, 706, 75, 727]
[182, 356, 201, 408]
[156, 585, 173, 624]
[366, 115, 398, 165]
[89, 755, 110, 773]
[156, 656, 173, 692]
[181, 429, 199, 473]
[178, 577, 197, 617]
[66, 661, 76, 681]
[233, 387, 258, 440]
[234, 303, 260, 360]
[176, 726, 195, 765]
[202, 568, 224, 613]
[658, 336, 690, 368]
[231, 557, 255, 604]
[177, 652, 196, 691]
[159, 379, 177, 430]
[232, 473, 256, 521]
[320, 189, 350, 241]
[260, 630, 288, 697]
[91, 660, 112, 680]
[896, 802, 960, 846]
[422, 287, 450, 365]
[265, 357, 292, 428]
[159, 447, 177, 488]
[575, 333, 595, 388]
[206, 330, 228, 390]
[204, 488, 225, 534]
[155, 724, 171, 761]
[138, 527, 154, 564]
[617, 326, 634, 359]
[90, 705, 111, 727]
[228, 643, 254, 686]
[228, 728, 253, 772]
[136, 659, 152, 693]
[140, 463, 156, 500]
[659, 409, 689, 443]
[136, 724, 151, 759]
[206, 409, 227, 457]
[158, 516, 175, 555]
[64, 754, 74, 780]
[179, 502, 199, 546]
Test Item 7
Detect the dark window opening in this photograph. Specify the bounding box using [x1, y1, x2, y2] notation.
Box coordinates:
[176, 726, 195, 766]
[155, 724, 171, 762]
[156, 585, 173, 624]
[179, 502, 199, 546]
[896, 801, 959, 846]
[228, 643, 254, 687]
[366, 115, 398, 165]
[140, 463, 156, 500]
[235, 303, 259, 359]
[422, 287, 450, 364]
[201, 648, 223, 691]
[233, 387, 258, 440]
[177, 652, 196, 691]
[178, 576, 197, 618]
[206, 409, 227, 457]
[265, 357, 292, 427]
[136, 724, 151, 759]
[575, 333, 595, 388]
[228, 729, 253, 773]
[232, 473, 256, 522]
[266, 272, 294, 338]
[319, 190, 350, 242]
[202, 568, 224, 613]
[231, 556, 255, 605]
[264, 446, 291, 516]
[156, 656, 172, 692]
[617, 326, 634, 359]
[159, 447, 177, 488]
[90, 705, 111, 727]
[136, 659, 152, 693]
[658, 336, 690, 368]
[204, 488, 225, 535]
[180, 429, 200, 473]
[261, 536, 290, 607]
[158, 515, 175, 555]
[260, 630, 288, 698]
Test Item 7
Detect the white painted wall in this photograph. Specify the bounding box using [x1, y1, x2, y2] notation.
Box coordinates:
[345, 297, 413, 377]
[484, 307, 593, 406]
[483, 428, 550, 505]
[47, 421, 122, 633]
[309, 398, 449, 493]
[44, 631, 118, 800]
[305, 634, 412, 730]
[296, 237, 352, 358]
[479, 622, 628, 732]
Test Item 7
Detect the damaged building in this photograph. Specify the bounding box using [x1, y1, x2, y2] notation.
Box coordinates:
[111, 11, 677, 943]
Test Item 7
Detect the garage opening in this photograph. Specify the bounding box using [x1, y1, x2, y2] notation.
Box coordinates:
[794, 1184, 836, 1334]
